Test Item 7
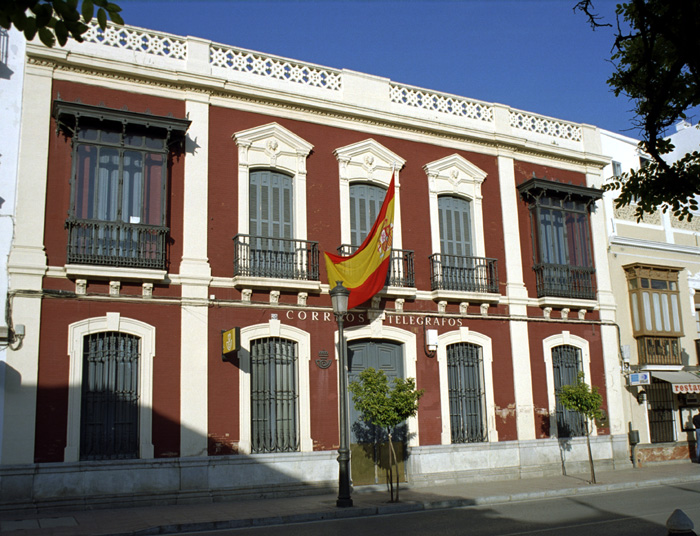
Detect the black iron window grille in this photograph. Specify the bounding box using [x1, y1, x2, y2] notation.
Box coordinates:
[234, 234, 320, 281]
[53, 101, 190, 270]
[552, 345, 586, 438]
[80, 331, 140, 461]
[337, 245, 415, 288]
[447, 343, 487, 443]
[647, 378, 675, 443]
[429, 253, 498, 293]
[518, 177, 601, 300]
[250, 337, 299, 453]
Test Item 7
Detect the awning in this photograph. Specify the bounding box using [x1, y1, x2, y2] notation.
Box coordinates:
[652, 371, 700, 394]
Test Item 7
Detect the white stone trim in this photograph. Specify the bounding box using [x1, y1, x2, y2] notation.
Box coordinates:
[333, 139, 406, 249]
[238, 320, 312, 454]
[65, 314, 155, 462]
[542, 332, 594, 438]
[340, 323, 419, 446]
[424, 154, 488, 258]
[233, 123, 313, 241]
[436, 327, 497, 445]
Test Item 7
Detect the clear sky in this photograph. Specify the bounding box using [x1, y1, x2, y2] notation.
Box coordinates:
[118, 0, 640, 137]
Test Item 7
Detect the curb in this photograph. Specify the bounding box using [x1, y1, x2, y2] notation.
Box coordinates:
[120, 474, 700, 536]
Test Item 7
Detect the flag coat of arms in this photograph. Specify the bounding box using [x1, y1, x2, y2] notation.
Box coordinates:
[324, 175, 395, 310]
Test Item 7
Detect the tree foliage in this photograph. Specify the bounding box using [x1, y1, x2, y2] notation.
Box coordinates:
[0, 0, 123, 47]
[349, 367, 423, 502]
[575, 0, 700, 221]
[558, 372, 604, 483]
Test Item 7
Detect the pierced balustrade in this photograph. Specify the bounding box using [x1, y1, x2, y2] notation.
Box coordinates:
[66, 218, 168, 270]
[533, 263, 595, 300]
[429, 254, 498, 293]
[234, 234, 319, 281]
[336, 245, 415, 288]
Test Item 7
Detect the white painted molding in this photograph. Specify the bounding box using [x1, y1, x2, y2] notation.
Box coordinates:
[334, 138, 406, 249]
[233, 123, 313, 241]
[65, 314, 155, 462]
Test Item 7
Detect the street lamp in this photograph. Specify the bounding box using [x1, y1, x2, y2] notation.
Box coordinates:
[330, 280, 353, 508]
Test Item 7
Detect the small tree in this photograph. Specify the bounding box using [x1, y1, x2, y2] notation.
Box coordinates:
[348, 367, 423, 502]
[558, 372, 604, 484]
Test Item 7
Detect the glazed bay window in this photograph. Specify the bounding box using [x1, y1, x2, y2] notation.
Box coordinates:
[518, 178, 602, 300]
[53, 101, 190, 270]
[625, 264, 683, 366]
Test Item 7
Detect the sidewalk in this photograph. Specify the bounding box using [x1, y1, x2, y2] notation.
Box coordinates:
[2, 463, 700, 536]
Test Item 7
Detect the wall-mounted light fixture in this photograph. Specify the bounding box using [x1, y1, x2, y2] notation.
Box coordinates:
[637, 390, 647, 404]
[424, 325, 438, 358]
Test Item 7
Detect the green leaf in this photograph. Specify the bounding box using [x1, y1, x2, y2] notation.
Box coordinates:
[0, 13, 10, 30]
[34, 4, 53, 27]
[81, 0, 94, 23]
[106, 2, 122, 13]
[38, 26, 55, 47]
[67, 0, 79, 10]
[109, 10, 123, 25]
[96, 7, 106, 29]
[55, 19, 68, 45]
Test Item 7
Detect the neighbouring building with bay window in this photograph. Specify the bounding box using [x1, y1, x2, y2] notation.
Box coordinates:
[0, 22, 630, 509]
[601, 128, 700, 462]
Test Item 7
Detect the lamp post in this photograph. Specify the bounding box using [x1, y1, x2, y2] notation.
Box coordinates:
[330, 281, 353, 508]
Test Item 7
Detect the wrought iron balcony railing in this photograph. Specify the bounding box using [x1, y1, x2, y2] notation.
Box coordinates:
[637, 336, 682, 366]
[234, 234, 320, 281]
[429, 254, 498, 293]
[66, 218, 168, 270]
[336, 245, 415, 288]
[533, 263, 596, 300]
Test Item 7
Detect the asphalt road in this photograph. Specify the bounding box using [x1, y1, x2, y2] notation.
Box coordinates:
[174, 481, 700, 536]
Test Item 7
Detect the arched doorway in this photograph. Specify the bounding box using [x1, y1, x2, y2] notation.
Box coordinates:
[347, 339, 405, 485]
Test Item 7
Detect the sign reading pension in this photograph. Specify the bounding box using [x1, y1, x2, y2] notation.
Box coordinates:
[222, 327, 241, 360]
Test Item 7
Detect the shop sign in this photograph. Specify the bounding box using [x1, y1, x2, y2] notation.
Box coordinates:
[672, 383, 700, 394]
[628, 372, 651, 386]
[222, 327, 240, 361]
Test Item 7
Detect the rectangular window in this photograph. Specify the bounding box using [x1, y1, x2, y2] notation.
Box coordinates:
[518, 178, 601, 300]
[552, 345, 586, 438]
[612, 160, 622, 178]
[625, 264, 683, 366]
[250, 337, 299, 453]
[447, 343, 487, 443]
[53, 101, 189, 270]
[80, 332, 140, 460]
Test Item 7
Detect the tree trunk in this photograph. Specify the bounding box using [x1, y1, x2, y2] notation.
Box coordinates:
[387, 430, 400, 502]
[386, 431, 394, 502]
[586, 420, 596, 484]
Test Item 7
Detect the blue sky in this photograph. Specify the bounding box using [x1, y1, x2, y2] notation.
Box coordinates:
[119, 0, 638, 136]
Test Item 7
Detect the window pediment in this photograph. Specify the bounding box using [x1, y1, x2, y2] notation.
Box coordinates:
[424, 154, 487, 198]
[233, 122, 313, 173]
[334, 138, 405, 186]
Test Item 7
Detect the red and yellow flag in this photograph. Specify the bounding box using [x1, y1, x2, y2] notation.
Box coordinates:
[324, 175, 395, 310]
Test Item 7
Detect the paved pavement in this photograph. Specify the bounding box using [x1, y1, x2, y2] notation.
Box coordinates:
[2, 462, 700, 536]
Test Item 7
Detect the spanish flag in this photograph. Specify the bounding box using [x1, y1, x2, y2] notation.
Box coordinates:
[324, 175, 395, 310]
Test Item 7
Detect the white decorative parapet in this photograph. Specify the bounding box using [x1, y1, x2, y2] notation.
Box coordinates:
[81, 22, 187, 60]
[390, 83, 494, 122]
[210, 44, 342, 91]
[509, 110, 582, 142]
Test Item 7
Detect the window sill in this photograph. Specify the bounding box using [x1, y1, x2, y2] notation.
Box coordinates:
[66, 264, 167, 282]
[232, 276, 321, 292]
[430, 289, 500, 304]
[535, 296, 598, 309]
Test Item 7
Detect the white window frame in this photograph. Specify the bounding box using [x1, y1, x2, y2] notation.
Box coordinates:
[65, 313, 155, 462]
[333, 139, 406, 250]
[424, 154, 487, 259]
[233, 123, 313, 241]
[542, 332, 594, 438]
[239, 319, 312, 453]
[437, 327, 497, 444]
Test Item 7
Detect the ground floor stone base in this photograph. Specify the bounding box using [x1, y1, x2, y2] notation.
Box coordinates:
[0, 435, 633, 512]
[634, 442, 694, 466]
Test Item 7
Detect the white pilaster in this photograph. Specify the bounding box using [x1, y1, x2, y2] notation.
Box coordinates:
[179, 95, 211, 457]
[498, 151, 535, 439]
